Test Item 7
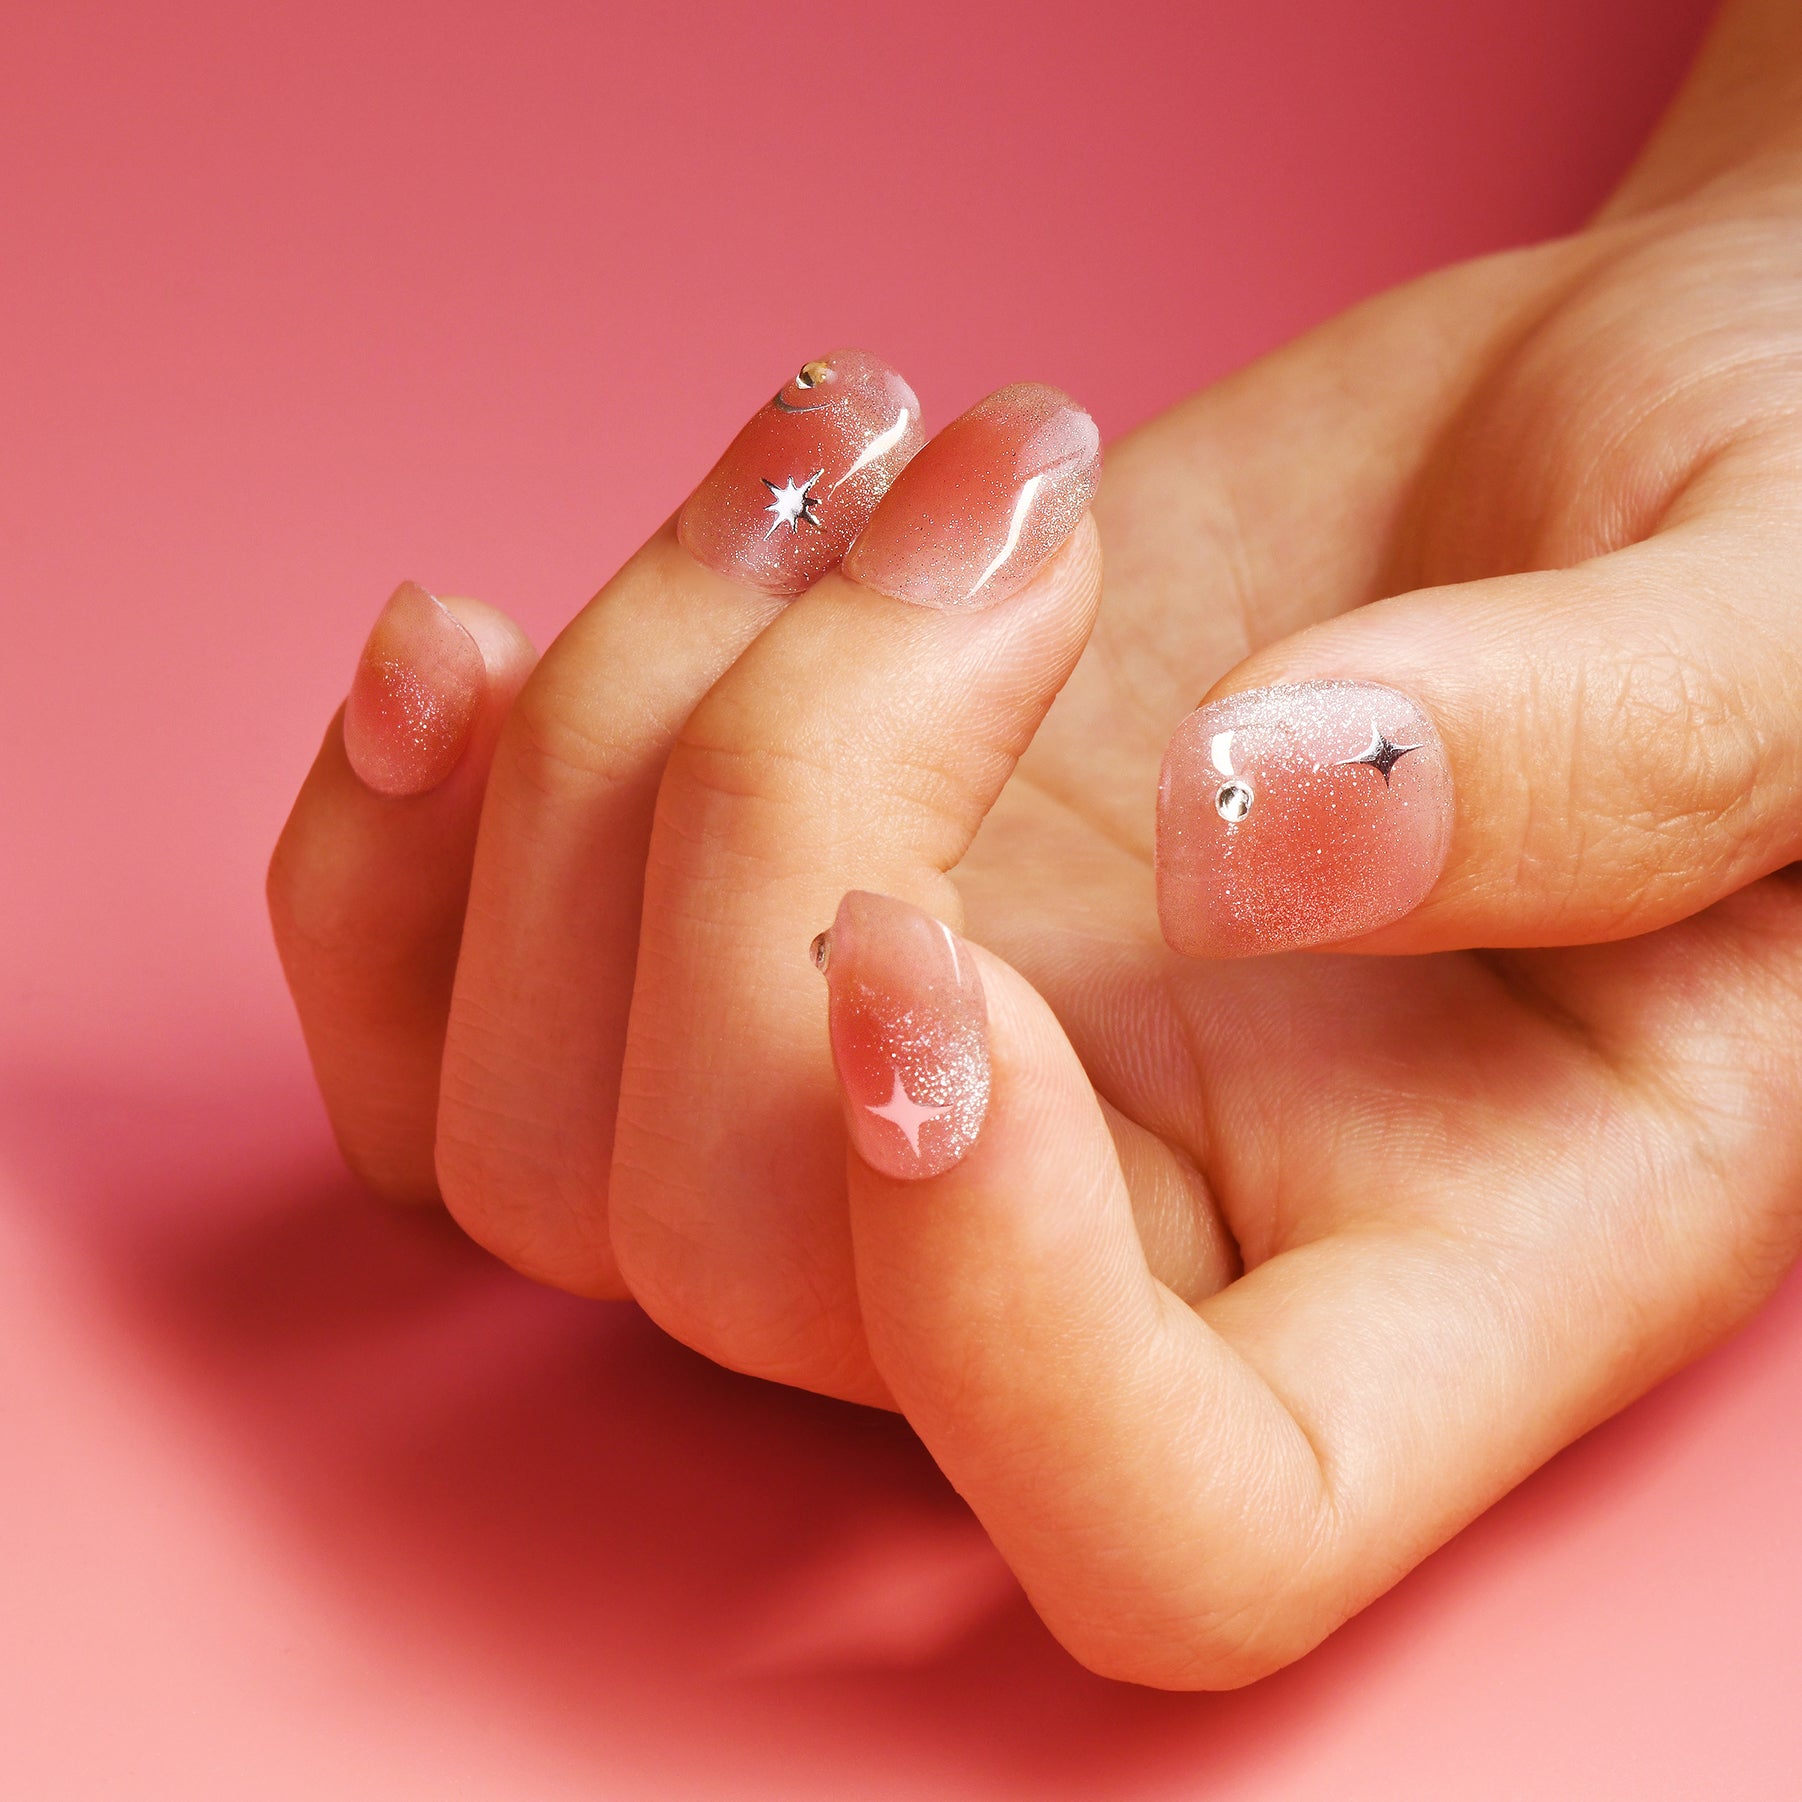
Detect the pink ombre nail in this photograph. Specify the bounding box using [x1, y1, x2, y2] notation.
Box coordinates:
[841, 383, 1100, 611]
[1157, 680, 1453, 957]
[814, 891, 990, 1181]
[677, 349, 923, 597]
[341, 582, 485, 797]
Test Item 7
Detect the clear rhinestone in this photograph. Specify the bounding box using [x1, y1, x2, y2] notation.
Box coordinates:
[1215, 780, 1253, 823]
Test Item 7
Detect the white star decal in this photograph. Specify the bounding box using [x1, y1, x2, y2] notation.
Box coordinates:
[762, 470, 825, 537]
[865, 1072, 950, 1156]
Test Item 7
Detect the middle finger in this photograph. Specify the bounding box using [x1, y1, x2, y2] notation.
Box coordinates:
[436, 351, 921, 1294]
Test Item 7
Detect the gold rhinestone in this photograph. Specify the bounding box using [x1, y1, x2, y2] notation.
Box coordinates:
[797, 359, 833, 389]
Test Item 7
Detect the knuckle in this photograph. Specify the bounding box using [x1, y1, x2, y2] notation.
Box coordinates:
[670, 722, 835, 810]
[433, 1050, 610, 1288]
[655, 732, 844, 880]
[1060, 1586, 1337, 1690]
[1043, 1493, 1346, 1691]
[1552, 623, 1775, 931]
[334, 1128, 438, 1207]
[665, 702, 979, 867]
[264, 837, 367, 969]
[503, 673, 641, 797]
[1608, 642, 1754, 816]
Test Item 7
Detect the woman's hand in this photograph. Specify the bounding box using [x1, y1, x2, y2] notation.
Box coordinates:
[269, 359, 1120, 1404]
[269, 0, 1802, 1682]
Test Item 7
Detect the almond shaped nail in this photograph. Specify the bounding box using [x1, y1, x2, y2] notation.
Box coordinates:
[1156, 680, 1453, 957]
[841, 382, 1100, 611]
[676, 349, 924, 597]
[341, 582, 485, 797]
[815, 891, 989, 1181]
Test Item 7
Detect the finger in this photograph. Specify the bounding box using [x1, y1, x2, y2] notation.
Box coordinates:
[608, 384, 1109, 1395]
[1157, 451, 1802, 956]
[825, 892, 1317, 1683]
[435, 351, 921, 1294]
[268, 582, 535, 1200]
[826, 891, 1800, 1687]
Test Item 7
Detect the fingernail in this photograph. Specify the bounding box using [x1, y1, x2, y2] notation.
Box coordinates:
[840, 382, 1100, 611]
[677, 349, 924, 597]
[341, 582, 485, 797]
[1156, 680, 1453, 957]
[813, 891, 990, 1181]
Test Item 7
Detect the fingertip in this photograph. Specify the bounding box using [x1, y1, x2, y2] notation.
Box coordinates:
[841, 384, 1102, 612]
[436, 593, 538, 686]
[676, 348, 925, 597]
[816, 891, 991, 1183]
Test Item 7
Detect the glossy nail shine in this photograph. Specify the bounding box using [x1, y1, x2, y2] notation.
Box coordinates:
[1157, 680, 1452, 957]
[677, 349, 923, 597]
[842, 383, 1100, 610]
[816, 891, 990, 1181]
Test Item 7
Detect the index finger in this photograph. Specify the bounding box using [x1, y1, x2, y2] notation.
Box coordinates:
[825, 892, 1802, 1686]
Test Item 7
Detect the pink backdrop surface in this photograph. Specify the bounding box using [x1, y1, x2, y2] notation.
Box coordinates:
[4, 2, 1796, 1796]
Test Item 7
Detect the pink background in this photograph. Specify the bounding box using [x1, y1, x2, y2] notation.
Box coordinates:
[5, 1, 1797, 1795]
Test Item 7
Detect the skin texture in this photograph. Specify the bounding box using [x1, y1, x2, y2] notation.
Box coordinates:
[269, 0, 1802, 1685]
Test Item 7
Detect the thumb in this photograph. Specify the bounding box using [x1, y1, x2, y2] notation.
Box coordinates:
[1156, 503, 1802, 957]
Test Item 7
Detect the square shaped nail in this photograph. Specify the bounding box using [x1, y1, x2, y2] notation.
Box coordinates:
[1157, 680, 1452, 957]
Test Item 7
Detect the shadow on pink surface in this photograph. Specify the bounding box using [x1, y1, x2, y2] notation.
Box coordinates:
[3, 1058, 1798, 1795]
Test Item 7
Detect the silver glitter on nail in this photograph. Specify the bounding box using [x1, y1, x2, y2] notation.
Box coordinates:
[1157, 678, 1453, 957]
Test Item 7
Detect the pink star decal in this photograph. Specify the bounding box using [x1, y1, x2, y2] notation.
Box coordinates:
[864, 1072, 950, 1156]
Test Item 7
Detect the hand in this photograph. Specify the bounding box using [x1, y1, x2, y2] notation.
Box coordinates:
[270, 358, 1120, 1391]
[269, 0, 1802, 1682]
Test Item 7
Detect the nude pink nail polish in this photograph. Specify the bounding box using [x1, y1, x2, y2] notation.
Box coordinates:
[676, 349, 923, 597]
[841, 383, 1100, 610]
[814, 891, 990, 1181]
[341, 581, 485, 797]
[1156, 680, 1453, 957]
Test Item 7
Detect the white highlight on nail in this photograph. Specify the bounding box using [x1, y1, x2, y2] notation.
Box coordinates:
[966, 473, 1044, 600]
[829, 407, 913, 493]
[1211, 729, 1236, 777]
